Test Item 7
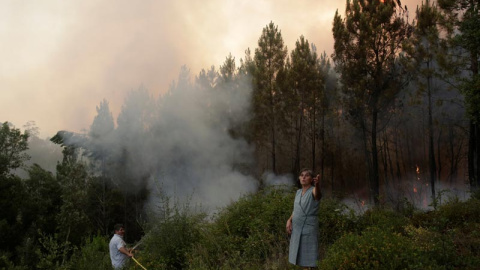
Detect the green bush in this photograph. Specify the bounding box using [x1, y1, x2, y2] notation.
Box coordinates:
[320, 227, 440, 270]
[140, 200, 206, 270]
[410, 196, 480, 269]
[318, 198, 357, 247]
[451, 222, 480, 268]
[434, 197, 480, 227]
[0, 252, 29, 270]
[355, 207, 410, 234]
[34, 232, 73, 269]
[54, 189, 480, 270]
[404, 225, 457, 269]
[412, 197, 480, 230]
[187, 187, 294, 269]
[67, 235, 111, 270]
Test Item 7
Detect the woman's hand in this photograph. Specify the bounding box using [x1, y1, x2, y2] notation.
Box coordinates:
[313, 174, 322, 200]
[313, 174, 320, 186]
[286, 218, 292, 235]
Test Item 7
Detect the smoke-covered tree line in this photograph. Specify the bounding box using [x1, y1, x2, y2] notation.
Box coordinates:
[246, 0, 470, 207]
[436, 0, 480, 190]
[50, 0, 472, 226]
[0, 0, 477, 268]
[253, 0, 472, 205]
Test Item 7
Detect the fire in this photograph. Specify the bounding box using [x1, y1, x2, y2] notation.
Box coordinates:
[414, 165, 420, 193]
[413, 165, 428, 208]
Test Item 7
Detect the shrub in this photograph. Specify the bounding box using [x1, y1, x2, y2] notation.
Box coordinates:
[140, 198, 206, 270]
[318, 198, 357, 247]
[451, 222, 480, 268]
[409, 197, 480, 268]
[320, 227, 440, 270]
[34, 232, 73, 269]
[355, 207, 410, 234]
[66, 235, 111, 270]
[404, 225, 457, 269]
[434, 197, 480, 227]
[0, 252, 29, 270]
[412, 197, 480, 230]
[187, 186, 294, 269]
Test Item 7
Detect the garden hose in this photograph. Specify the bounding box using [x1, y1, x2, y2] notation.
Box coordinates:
[132, 256, 147, 270]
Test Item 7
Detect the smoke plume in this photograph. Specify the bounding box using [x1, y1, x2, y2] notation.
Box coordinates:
[56, 67, 258, 212]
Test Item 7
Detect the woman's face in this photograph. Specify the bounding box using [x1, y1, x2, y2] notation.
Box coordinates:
[299, 171, 313, 186]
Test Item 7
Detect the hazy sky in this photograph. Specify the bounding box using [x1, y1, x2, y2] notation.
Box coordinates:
[1, 0, 421, 138]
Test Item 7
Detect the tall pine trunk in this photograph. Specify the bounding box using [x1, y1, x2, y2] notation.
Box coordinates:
[469, 50, 480, 190]
[270, 84, 277, 174]
[427, 71, 437, 205]
[469, 121, 479, 190]
[371, 109, 380, 205]
[293, 103, 304, 179]
[360, 118, 373, 204]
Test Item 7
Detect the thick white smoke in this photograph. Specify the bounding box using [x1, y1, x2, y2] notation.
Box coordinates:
[146, 71, 258, 211]
[58, 67, 258, 213]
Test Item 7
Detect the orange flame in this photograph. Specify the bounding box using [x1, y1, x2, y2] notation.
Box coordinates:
[414, 165, 420, 194]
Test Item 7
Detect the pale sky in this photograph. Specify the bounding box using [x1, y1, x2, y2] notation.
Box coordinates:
[1, 0, 421, 138]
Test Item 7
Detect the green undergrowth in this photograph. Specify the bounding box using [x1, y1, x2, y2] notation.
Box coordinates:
[22, 188, 480, 270]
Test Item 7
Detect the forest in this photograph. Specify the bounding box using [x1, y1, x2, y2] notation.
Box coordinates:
[1, 0, 480, 269]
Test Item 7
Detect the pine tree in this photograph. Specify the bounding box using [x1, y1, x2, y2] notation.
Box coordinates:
[252, 22, 288, 175]
[287, 36, 322, 176]
[403, 0, 446, 205]
[332, 0, 412, 204]
[438, 0, 480, 190]
[0, 122, 30, 176]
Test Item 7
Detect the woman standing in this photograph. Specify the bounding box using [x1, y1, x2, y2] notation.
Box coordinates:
[286, 169, 322, 269]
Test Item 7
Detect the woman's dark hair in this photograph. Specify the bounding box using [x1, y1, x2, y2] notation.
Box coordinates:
[299, 168, 313, 177]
